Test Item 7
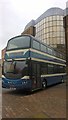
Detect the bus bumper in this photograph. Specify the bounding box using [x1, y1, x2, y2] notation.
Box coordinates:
[2, 77, 31, 90]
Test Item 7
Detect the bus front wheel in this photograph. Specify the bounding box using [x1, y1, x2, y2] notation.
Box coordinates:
[42, 80, 47, 89]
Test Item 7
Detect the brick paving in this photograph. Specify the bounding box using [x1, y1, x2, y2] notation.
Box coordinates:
[2, 82, 66, 118]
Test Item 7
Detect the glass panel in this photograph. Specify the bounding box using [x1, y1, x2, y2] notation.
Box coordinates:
[43, 24, 46, 29]
[57, 32, 61, 36]
[49, 21, 53, 26]
[57, 21, 60, 25]
[45, 22, 49, 27]
[61, 32, 64, 37]
[49, 16, 52, 21]
[57, 38, 61, 44]
[53, 21, 57, 26]
[41, 19, 44, 25]
[57, 26, 61, 31]
[49, 27, 53, 32]
[43, 18, 45, 23]
[56, 16, 60, 20]
[61, 39, 64, 44]
[47, 33, 49, 38]
[49, 32, 53, 37]
[52, 32, 57, 37]
[54, 38, 57, 44]
[49, 38, 53, 44]
[61, 21, 63, 25]
[46, 17, 49, 22]
[36, 28, 38, 33]
[47, 39, 49, 44]
[44, 28, 47, 33]
[59, 16, 63, 20]
[53, 16, 56, 20]
[53, 26, 57, 32]
[41, 25, 44, 30]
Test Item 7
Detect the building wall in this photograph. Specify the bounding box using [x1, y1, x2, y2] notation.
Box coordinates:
[1, 47, 6, 77]
[1, 47, 6, 64]
[64, 16, 68, 64]
[63, 1, 68, 76]
[21, 26, 36, 36]
[0, 59, 2, 77]
[64, 15, 68, 74]
[23, 7, 66, 54]
[35, 15, 65, 49]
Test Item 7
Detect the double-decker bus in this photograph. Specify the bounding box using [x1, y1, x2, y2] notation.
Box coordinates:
[2, 34, 66, 91]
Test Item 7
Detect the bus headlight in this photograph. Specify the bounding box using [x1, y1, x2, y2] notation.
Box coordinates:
[22, 81, 27, 84]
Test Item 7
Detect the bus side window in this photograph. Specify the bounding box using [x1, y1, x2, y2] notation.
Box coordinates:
[41, 44, 47, 53]
[48, 64, 54, 74]
[41, 63, 48, 75]
[47, 48, 52, 55]
[57, 66, 59, 73]
[53, 50, 56, 57]
[33, 40, 40, 50]
[59, 66, 64, 73]
[53, 65, 58, 73]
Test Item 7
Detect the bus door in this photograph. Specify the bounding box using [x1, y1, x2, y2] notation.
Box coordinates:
[31, 62, 41, 89]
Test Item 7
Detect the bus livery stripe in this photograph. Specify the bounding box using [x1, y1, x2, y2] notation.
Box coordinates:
[6, 48, 66, 62]
[31, 58, 66, 66]
[41, 73, 66, 77]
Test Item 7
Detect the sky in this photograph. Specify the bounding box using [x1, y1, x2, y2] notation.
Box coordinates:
[0, 0, 67, 59]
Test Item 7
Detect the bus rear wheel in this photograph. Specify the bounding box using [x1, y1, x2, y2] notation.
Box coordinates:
[42, 80, 47, 89]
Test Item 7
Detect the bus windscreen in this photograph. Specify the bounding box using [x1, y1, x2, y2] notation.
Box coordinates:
[3, 61, 28, 79]
[7, 36, 30, 50]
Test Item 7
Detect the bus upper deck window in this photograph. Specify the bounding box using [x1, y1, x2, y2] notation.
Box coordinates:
[33, 40, 40, 50]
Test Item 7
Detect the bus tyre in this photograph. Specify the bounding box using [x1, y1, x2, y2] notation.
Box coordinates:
[42, 80, 47, 89]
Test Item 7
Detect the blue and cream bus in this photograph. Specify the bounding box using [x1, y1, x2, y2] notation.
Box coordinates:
[2, 34, 66, 91]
